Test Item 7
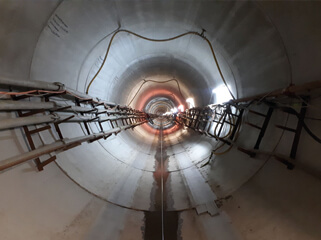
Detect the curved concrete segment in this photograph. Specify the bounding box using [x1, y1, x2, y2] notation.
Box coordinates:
[1, 1, 321, 240]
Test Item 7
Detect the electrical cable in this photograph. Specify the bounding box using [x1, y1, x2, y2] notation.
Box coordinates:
[302, 121, 321, 143]
[85, 29, 235, 100]
[79, 27, 121, 92]
[127, 78, 185, 106]
[2, 89, 93, 101]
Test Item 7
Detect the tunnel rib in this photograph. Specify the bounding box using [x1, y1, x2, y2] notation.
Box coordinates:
[85, 29, 235, 99]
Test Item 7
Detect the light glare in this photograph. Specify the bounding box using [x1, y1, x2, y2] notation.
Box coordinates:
[212, 85, 232, 104]
[186, 98, 195, 108]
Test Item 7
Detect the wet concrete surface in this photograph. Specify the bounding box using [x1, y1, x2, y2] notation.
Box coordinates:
[144, 211, 180, 240]
[144, 122, 182, 240]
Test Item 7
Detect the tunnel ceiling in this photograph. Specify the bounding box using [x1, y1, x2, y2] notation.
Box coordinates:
[31, 1, 291, 106]
[25, 0, 294, 212]
[113, 56, 209, 109]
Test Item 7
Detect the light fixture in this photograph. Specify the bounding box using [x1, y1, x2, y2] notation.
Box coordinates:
[186, 98, 195, 108]
[178, 104, 184, 112]
[212, 85, 232, 104]
[171, 107, 178, 113]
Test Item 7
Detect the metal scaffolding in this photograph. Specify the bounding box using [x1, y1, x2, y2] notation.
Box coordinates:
[0, 77, 147, 172]
[176, 80, 321, 170]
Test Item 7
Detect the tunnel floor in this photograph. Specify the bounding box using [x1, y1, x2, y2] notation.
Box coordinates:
[144, 120, 181, 240]
[52, 116, 241, 239]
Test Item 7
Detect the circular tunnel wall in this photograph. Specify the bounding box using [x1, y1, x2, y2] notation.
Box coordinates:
[28, 1, 293, 211]
[2, 1, 321, 240]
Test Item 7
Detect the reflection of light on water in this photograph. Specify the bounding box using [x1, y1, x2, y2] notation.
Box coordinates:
[212, 85, 232, 104]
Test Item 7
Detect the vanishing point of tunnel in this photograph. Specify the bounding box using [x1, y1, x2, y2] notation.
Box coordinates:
[1, 1, 321, 240]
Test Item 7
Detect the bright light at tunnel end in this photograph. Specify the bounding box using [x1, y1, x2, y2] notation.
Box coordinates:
[178, 104, 184, 112]
[186, 98, 195, 108]
[162, 105, 184, 116]
[212, 85, 232, 104]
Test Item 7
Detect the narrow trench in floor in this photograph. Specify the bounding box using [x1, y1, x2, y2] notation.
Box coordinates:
[144, 122, 182, 240]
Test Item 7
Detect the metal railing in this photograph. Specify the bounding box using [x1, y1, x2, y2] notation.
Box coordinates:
[176, 80, 321, 169]
[177, 103, 243, 142]
[0, 77, 147, 172]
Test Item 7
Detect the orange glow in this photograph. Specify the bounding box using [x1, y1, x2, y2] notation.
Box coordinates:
[178, 104, 184, 112]
[130, 84, 186, 136]
[133, 87, 184, 110]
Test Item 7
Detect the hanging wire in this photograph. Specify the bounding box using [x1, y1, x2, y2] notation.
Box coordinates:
[85, 29, 235, 100]
[127, 78, 185, 106]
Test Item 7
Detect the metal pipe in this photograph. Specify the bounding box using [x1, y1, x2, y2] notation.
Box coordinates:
[63, 105, 95, 113]
[61, 115, 92, 122]
[0, 114, 58, 131]
[0, 99, 101, 114]
[0, 100, 56, 111]
[65, 87, 122, 108]
[0, 121, 146, 172]
[99, 115, 136, 122]
[65, 87, 94, 100]
[58, 114, 145, 123]
[0, 76, 61, 91]
[0, 141, 65, 171]
[0, 77, 141, 114]
[0, 110, 144, 131]
[0, 76, 122, 108]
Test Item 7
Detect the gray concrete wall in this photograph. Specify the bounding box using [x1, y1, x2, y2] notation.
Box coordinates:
[0, 1, 321, 240]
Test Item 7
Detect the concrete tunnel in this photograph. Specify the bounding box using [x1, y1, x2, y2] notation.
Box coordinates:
[1, 1, 321, 239]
